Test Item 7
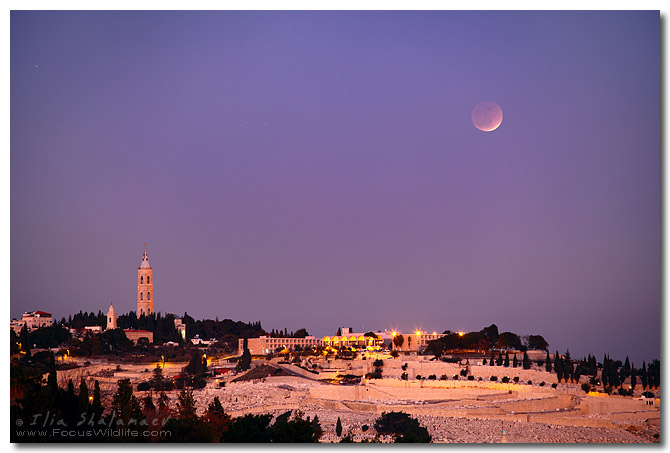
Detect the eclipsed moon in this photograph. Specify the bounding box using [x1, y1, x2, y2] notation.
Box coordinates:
[472, 101, 503, 132]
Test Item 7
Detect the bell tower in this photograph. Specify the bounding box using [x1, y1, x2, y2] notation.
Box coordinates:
[107, 303, 117, 330]
[137, 244, 154, 317]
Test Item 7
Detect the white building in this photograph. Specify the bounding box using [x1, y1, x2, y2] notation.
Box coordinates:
[239, 335, 321, 355]
[174, 316, 186, 340]
[106, 303, 118, 330]
[10, 311, 53, 334]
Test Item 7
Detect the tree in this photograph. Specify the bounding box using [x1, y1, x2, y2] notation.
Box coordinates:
[512, 354, 518, 368]
[143, 391, 155, 412]
[393, 334, 404, 350]
[555, 354, 563, 383]
[503, 352, 510, 367]
[162, 417, 215, 442]
[294, 328, 309, 338]
[222, 413, 273, 442]
[481, 324, 499, 347]
[157, 391, 171, 412]
[640, 362, 648, 389]
[496, 332, 521, 350]
[78, 378, 90, 414]
[186, 353, 207, 376]
[490, 352, 495, 366]
[237, 338, 252, 372]
[522, 351, 531, 370]
[111, 378, 144, 427]
[545, 351, 552, 373]
[150, 364, 171, 390]
[177, 388, 197, 419]
[496, 352, 503, 366]
[528, 335, 549, 351]
[336, 417, 343, 437]
[426, 339, 444, 358]
[374, 411, 431, 443]
[92, 380, 102, 418]
[269, 411, 322, 443]
[205, 396, 230, 442]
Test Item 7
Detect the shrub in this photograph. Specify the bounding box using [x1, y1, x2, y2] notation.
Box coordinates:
[478, 377, 482, 381]
[137, 382, 151, 392]
[643, 391, 655, 398]
[428, 374, 436, 380]
[373, 411, 431, 443]
[440, 374, 447, 381]
[401, 372, 408, 380]
[365, 371, 382, 380]
[459, 369, 468, 377]
[191, 376, 207, 389]
[617, 388, 633, 397]
[467, 375, 475, 381]
[453, 375, 459, 380]
[362, 425, 369, 432]
[581, 383, 591, 393]
[415, 374, 422, 380]
[513, 377, 519, 383]
[527, 380, 532, 385]
[539, 381, 545, 387]
[490, 376, 498, 381]
[401, 363, 408, 371]
[501, 376, 510, 383]
[551, 383, 557, 389]
[373, 359, 384, 368]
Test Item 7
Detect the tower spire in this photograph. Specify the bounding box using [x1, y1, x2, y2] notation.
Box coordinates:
[137, 244, 154, 316]
[140, 243, 150, 269]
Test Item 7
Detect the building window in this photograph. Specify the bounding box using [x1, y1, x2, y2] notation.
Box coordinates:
[147, 276, 150, 284]
[148, 292, 151, 300]
[140, 292, 143, 300]
[141, 276, 143, 284]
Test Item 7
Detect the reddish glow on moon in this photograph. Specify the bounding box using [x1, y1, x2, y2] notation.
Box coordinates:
[472, 101, 503, 132]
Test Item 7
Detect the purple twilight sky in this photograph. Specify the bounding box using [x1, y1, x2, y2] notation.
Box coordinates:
[11, 11, 660, 363]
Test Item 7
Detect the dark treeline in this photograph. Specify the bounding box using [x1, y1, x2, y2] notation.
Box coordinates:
[117, 312, 182, 344]
[425, 324, 549, 357]
[268, 328, 309, 338]
[61, 311, 106, 329]
[180, 312, 263, 342]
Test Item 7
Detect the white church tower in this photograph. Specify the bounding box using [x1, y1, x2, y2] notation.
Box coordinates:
[106, 303, 117, 330]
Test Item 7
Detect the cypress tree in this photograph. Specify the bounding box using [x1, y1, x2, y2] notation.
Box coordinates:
[555, 355, 563, 383]
[47, 355, 58, 394]
[512, 354, 518, 368]
[503, 352, 510, 367]
[641, 361, 648, 389]
[336, 417, 343, 437]
[78, 378, 90, 414]
[496, 353, 503, 366]
[490, 352, 495, 366]
[522, 351, 531, 370]
[92, 380, 102, 416]
[631, 365, 637, 391]
[545, 351, 552, 373]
